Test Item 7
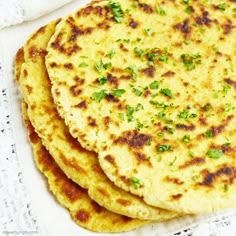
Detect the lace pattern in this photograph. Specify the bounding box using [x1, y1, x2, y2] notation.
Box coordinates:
[0, 0, 25, 29]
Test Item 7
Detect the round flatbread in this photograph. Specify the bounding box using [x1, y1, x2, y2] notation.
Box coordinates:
[46, 0, 236, 213]
[21, 103, 147, 232]
[18, 17, 179, 220]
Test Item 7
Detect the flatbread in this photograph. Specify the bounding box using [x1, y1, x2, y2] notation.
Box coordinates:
[46, 0, 236, 213]
[21, 102, 147, 232]
[18, 17, 179, 220]
[15, 42, 147, 233]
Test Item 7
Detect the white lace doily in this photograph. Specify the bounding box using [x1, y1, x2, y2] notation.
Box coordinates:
[0, 0, 24, 29]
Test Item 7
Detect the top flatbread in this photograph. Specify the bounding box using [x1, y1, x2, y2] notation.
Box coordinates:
[46, 0, 236, 214]
[19, 15, 179, 220]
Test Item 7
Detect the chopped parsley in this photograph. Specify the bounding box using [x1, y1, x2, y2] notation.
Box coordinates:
[206, 149, 223, 159]
[150, 101, 175, 110]
[218, 3, 226, 11]
[149, 81, 160, 89]
[205, 130, 213, 138]
[183, 0, 189, 4]
[189, 151, 195, 158]
[78, 62, 88, 67]
[135, 119, 144, 131]
[94, 60, 104, 73]
[169, 156, 177, 166]
[98, 76, 108, 85]
[158, 112, 166, 120]
[134, 47, 145, 57]
[224, 184, 229, 192]
[158, 55, 168, 63]
[178, 109, 197, 120]
[185, 7, 192, 14]
[164, 126, 174, 134]
[107, 1, 123, 23]
[118, 112, 125, 121]
[106, 48, 116, 59]
[136, 103, 144, 111]
[222, 142, 231, 147]
[110, 88, 126, 97]
[91, 89, 107, 102]
[144, 28, 153, 36]
[204, 104, 211, 111]
[181, 53, 202, 71]
[147, 51, 158, 61]
[130, 177, 143, 188]
[160, 88, 174, 98]
[158, 144, 171, 152]
[126, 106, 135, 122]
[94, 60, 113, 73]
[155, 5, 166, 15]
[103, 62, 112, 69]
[132, 87, 143, 96]
[182, 135, 191, 143]
[126, 65, 138, 80]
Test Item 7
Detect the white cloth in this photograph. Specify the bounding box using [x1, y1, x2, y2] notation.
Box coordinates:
[0, 0, 75, 29]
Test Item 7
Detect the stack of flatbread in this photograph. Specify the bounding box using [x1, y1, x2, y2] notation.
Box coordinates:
[14, 0, 236, 233]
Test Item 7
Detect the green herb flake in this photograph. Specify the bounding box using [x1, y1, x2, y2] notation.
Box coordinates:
[136, 37, 142, 42]
[132, 2, 138, 8]
[94, 60, 104, 73]
[185, 7, 192, 14]
[178, 109, 189, 119]
[169, 156, 177, 166]
[103, 62, 112, 69]
[136, 103, 144, 111]
[189, 151, 195, 158]
[184, 40, 191, 45]
[98, 76, 108, 85]
[213, 45, 219, 51]
[181, 53, 201, 71]
[91, 90, 107, 102]
[144, 28, 153, 36]
[204, 104, 211, 111]
[205, 130, 213, 138]
[218, 3, 226, 11]
[158, 112, 166, 120]
[222, 142, 231, 147]
[130, 177, 142, 188]
[126, 106, 135, 122]
[157, 132, 165, 138]
[164, 126, 174, 134]
[107, 1, 123, 23]
[158, 144, 171, 153]
[160, 88, 174, 98]
[224, 184, 229, 192]
[132, 88, 143, 97]
[223, 85, 231, 94]
[118, 112, 125, 121]
[126, 65, 138, 80]
[158, 55, 168, 63]
[78, 62, 88, 67]
[183, 0, 189, 4]
[149, 81, 160, 89]
[191, 176, 198, 182]
[182, 135, 191, 143]
[155, 5, 166, 15]
[206, 149, 223, 159]
[134, 47, 144, 57]
[110, 88, 126, 97]
[135, 119, 144, 131]
[106, 48, 116, 59]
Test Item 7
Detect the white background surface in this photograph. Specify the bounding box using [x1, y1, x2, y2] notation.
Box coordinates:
[0, 1, 236, 235]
